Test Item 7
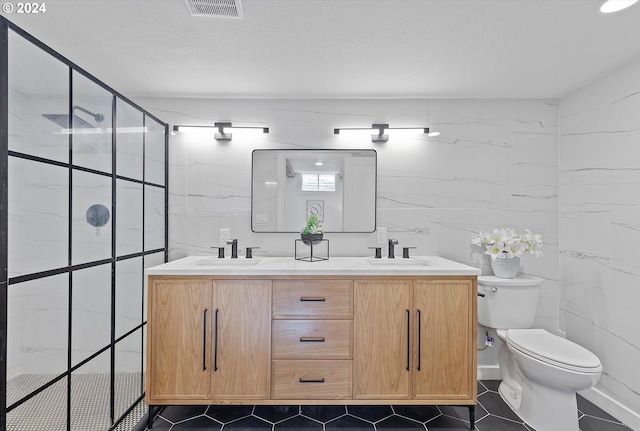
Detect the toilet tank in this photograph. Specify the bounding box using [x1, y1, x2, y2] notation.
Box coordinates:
[477, 275, 544, 329]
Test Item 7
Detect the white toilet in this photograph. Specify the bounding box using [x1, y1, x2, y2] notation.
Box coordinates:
[478, 275, 602, 431]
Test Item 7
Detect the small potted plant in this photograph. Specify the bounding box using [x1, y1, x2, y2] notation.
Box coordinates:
[301, 214, 324, 246]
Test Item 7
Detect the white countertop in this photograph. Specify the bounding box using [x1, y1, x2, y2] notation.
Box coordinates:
[146, 256, 481, 276]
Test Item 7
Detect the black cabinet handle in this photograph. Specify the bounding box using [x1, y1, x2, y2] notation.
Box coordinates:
[299, 378, 325, 383]
[300, 297, 325, 302]
[300, 336, 325, 343]
[417, 309, 422, 371]
[214, 309, 219, 371]
[406, 309, 410, 371]
[203, 309, 208, 371]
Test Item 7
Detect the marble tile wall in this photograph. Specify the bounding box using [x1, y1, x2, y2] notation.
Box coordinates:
[559, 56, 640, 427]
[139, 97, 559, 371]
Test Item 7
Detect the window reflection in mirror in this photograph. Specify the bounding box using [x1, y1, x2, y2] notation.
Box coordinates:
[252, 149, 376, 233]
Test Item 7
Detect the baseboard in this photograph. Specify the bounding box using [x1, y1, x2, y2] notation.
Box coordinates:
[579, 386, 640, 430]
[477, 364, 501, 381]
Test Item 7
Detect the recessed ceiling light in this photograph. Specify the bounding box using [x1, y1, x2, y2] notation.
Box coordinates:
[600, 0, 638, 13]
[315, 162, 324, 166]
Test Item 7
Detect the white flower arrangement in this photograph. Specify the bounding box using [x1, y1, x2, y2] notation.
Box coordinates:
[472, 227, 543, 260]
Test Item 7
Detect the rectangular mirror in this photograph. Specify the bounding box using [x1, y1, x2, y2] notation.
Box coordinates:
[252, 149, 376, 233]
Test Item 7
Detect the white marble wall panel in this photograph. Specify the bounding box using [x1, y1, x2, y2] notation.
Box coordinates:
[138, 97, 559, 370]
[8, 90, 70, 163]
[144, 185, 166, 251]
[71, 264, 111, 367]
[8, 29, 69, 163]
[71, 72, 113, 174]
[116, 97, 144, 181]
[560, 56, 640, 419]
[7, 274, 68, 377]
[71, 170, 112, 265]
[8, 158, 68, 278]
[115, 257, 143, 339]
[145, 118, 166, 186]
[143, 252, 167, 323]
[116, 180, 143, 256]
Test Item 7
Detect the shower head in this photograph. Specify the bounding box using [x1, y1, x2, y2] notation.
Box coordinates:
[42, 106, 104, 128]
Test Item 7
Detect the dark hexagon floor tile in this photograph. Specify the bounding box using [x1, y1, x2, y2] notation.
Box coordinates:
[301, 405, 347, 423]
[477, 392, 521, 422]
[159, 405, 208, 423]
[347, 405, 393, 422]
[424, 414, 470, 430]
[577, 395, 620, 423]
[253, 405, 298, 423]
[376, 415, 425, 430]
[274, 415, 323, 430]
[222, 415, 272, 430]
[475, 415, 528, 431]
[579, 415, 633, 431]
[439, 404, 488, 423]
[480, 380, 501, 392]
[477, 381, 488, 396]
[205, 405, 253, 423]
[393, 405, 440, 423]
[326, 414, 375, 430]
[171, 415, 222, 430]
[150, 416, 172, 431]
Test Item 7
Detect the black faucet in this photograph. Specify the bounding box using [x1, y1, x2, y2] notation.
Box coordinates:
[388, 239, 398, 258]
[227, 239, 238, 258]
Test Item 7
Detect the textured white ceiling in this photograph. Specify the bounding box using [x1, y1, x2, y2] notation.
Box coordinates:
[4, 0, 640, 99]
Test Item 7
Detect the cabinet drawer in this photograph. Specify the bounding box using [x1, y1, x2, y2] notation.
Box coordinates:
[272, 360, 352, 399]
[273, 320, 352, 359]
[273, 280, 353, 319]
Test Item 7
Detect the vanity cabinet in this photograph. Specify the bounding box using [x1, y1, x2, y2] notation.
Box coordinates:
[147, 274, 476, 407]
[353, 278, 476, 403]
[146, 277, 271, 404]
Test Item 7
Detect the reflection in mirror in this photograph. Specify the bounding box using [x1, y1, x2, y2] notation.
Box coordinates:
[252, 149, 376, 233]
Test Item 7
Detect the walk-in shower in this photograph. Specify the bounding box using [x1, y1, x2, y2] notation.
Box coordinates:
[1, 17, 168, 431]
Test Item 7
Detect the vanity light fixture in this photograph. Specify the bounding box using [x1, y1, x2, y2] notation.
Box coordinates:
[333, 123, 432, 142]
[600, 0, 638, 13]
[172, 122, 269, 141]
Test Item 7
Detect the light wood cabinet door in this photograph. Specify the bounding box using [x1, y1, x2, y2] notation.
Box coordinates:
[147, 279, 212, 402]
[413, 280, 475, 401]
[211, 280, 272, 399]
[353, 280, 412, 399]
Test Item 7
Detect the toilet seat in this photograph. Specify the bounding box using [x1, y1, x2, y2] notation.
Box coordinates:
[507, 329, 601, 373]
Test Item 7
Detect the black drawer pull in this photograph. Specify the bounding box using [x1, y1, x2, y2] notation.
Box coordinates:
[300, 337, 325, 343]
[300, 297, 326, 302]
[299, 378, 325, 383]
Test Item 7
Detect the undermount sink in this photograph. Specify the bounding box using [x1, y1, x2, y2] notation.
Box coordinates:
[192, 258, 261, 266]
[365, 258, 430, 266]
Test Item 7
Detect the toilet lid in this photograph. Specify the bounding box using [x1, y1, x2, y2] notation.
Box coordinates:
[507, 329, 601, 372]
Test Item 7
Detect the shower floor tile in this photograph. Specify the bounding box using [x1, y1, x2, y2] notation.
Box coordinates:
[7, 373, 144, 431]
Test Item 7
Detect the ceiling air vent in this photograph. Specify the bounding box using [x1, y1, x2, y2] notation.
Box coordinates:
[184, 0, 244, 18]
